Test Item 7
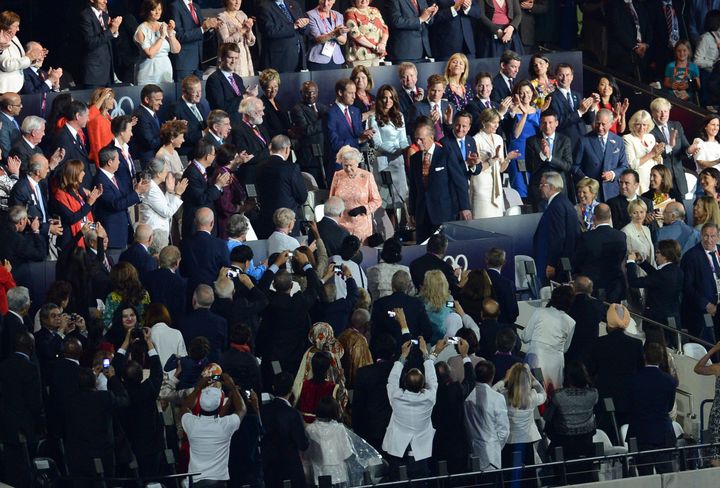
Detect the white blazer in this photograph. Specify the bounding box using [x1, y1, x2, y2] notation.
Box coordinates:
[382, 359, 437, 460]
[0, 36, 31, 94]
[138, 179, 183, 234]
[464, 382, 509, 470]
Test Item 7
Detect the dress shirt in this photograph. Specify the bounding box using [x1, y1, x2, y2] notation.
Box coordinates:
[66, 123, 80, 142]
[30, 66, 54, 90]
[500, 73, 513, 91]
[90, 6, 119, 38]
[539, 133, 556, 161]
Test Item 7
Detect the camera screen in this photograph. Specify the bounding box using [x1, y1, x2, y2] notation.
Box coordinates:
[102, 359, 110, 368]
[446, 300, 454, 308]
[387, 311, 396, 318]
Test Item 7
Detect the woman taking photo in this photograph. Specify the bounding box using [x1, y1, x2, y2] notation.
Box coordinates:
[444, 53, 474, 112]
[693, 115, 720, 171]
[344, 0, 388, 67]
[51, 160, 103, 249]
[306, 0, 348, 70]
[217, 0, 256, 76]
[369, 85, 409, 221]
[623, 110, 664, 194]
[86, 88, 115, 166]
[137, 158, 187, 249]
[259, 69, 290, 139]
[133, 0, 181, 85]
[472, 109, 519, 217]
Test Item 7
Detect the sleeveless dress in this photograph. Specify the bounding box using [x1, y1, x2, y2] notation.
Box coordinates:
[471, 131, 506, 218]
[135, 23, 173, 85]
[508, 110, 540, 198]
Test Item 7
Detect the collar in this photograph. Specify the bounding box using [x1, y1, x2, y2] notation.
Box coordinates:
[220, 69, 235, 78]
[543, 133, 555, 140]
[625, 194, 638, 202]
[143, 105, 156, 117]
[557, 86, 571, 96]
[114, 138, 129, 151]
[22, 136, 36, 148]
[547, 191, 559, 204]
[657, 262, 671, 269]
[489, 267, 502, 274]
[646, 364, 660, 368]
[500, 73, 512, 85]
[8, 310, 23, 323]
[336, 101, 349, 112]
[209, 131, 223, 143]
[425, 143, 436, 158]
[65, 357, 80, 365]
[90, 6, 104, 17]
[193, 160, 207, 175]
[100, 168, 115, 180]
[278, 396, 292, 406]
[595, 222, 611, 228]
[66, 124, 79, 138]
[15, 351, 30, 360]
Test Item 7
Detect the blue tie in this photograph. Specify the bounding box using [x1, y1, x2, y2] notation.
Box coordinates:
[459, 139, 466, 160]
[277, 1, 293, 23]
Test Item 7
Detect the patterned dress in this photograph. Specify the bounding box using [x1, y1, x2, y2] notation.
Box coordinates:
[444, 83, 474, 112]
[329, 168, 382, 242]
[345, 6, 388, 66]
[217, 10, 256, 77]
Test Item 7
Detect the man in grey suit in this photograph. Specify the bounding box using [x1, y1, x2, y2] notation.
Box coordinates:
[649, 97, 700, 197]
[386, 0, 438, 63]
[526, 110, 573, 209]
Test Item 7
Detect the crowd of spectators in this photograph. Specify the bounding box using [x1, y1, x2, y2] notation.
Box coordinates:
[2, 1, 720, 487]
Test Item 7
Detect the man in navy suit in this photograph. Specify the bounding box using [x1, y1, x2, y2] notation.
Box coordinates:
[485, 248, 519, 325]
[178, 284, 228, 362]
[119, 223, 157, 279]
[170, 0, 218, 80]
[169, 75, 210, 158]
[9, 154, 63, 241]
[549, 63, 596, 146]
[255, 135, 308, 239]
[9, 116, 45, 173]
[143, 245, 187, 321]
[181, 140, 230, 237]
[441, 111, 480, 178]
[290, 81, 328, 186]
[533, 171, 579, 286]
[325, 78, 374, 180]
[681, 223, 720, 338]
[52, 100, 94, 190]
[206, 43, 254, 114]
[92, 146, 149, 260]
[627, 342, 677, 475]
[179, 207, 231, 307]
[257, 0, 309, 73]
[408, 124, 472, 242]
[466, 72, 509, 137]
[571, 109, 629, 202]
[201, 110, 231, 149]
[130, 84, 164, 166]
[386, 0, 438, 62]
[0, 93, 23, 164]
[429, 0, 479, 60]
[79, 0, 121, 88]
[396, 63, 425, 128]
[110, 115, 137, 195]
[490, 51, 521, 104]
[316, 197, 350, 257]
[20, 42, 62, 96]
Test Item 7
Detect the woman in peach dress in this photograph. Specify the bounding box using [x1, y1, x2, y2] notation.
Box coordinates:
[329, 145, 382, 243]
[217, 0, 256, 76]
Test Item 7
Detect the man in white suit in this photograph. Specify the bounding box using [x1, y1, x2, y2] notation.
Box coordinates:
[464, 360, 509, 470]
[382, 336, 437, 479]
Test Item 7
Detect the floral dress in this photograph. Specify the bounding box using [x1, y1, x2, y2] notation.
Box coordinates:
[444, 83, 474, 112]
[345, 7, 388, 66]
[530, 78, 557, 108]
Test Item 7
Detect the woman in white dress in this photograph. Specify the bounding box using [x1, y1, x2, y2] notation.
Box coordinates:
[471, 108, 520, 218]
[622, 199, 654, 311]
[134, 0, 181, 85]
[155, 120, 187, 178]
[369, 85, 409, 219]
[693, 115, 720, 171]
[138, 158, 188, 249]
[623, 110, 664, 194]
[519, 285, 576, 394]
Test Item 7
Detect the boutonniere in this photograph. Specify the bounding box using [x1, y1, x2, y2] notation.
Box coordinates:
[609, 139, 617, 144]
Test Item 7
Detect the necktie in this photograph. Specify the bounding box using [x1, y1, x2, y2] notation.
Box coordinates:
[98, 12, 106, 30]
[508, 78, 514, 90]
[189, 103, 203, 122]
[252, 125, 266, 145]
[228, 75, 241, 96]
[277, 1, 294, 23]
[625, 0, 642, 43]
[546, 136, 553, 154]
[410, 0, 419, 13]
[111, 175, 119, 188]
[566, 91, 573, 110]
[485, 100, 491, 109]
[662, 0, 679, 48]
[599, 136, 606, 153]
[422, 151, 431, 188]
[344, 107, 352, 128]
[11, 118, 19, 131]
[153, 112, 160, 128]
[103, 255, 111, 272]
[710, 251, 720, 278]
[124, 147, 135, 176]
[432, 104, 443, 140]
[312, 104, 317, 113]
[77, 130, 86, 147]
[459, 139, 466, 160]
[661, 125, 670, 144]
[188, 1, 200, 25]
[33, 182, 46, 222]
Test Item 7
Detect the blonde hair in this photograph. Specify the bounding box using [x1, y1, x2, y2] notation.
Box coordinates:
[420, 270, 450, 311]
[650, 97, 672, 113]
[627, 199, 648, 214]
[695, 195, 720, 226]
[444, 53, 469, 85]
[505, 363, 532, 409]
[628, 109, 656, 135]
[576, 177, 600, 196]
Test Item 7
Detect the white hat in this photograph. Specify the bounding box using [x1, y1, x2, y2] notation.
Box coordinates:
[200, 386, 222, 412]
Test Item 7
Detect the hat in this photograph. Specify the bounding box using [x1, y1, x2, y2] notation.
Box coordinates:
[199, 386, 222, 412]
[606, 303, 630, 329]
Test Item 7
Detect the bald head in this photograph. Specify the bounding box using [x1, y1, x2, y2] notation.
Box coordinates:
[134, 223, 153, 245]
[195, 207, 214, 230]
[664, 201, 685, 224]
[62, 337, 83, 360]
[0, 93, 21, 115]
[593, 203, 612, 225]
[193, 284, 215, 309]
[481, 298, 500, 319]
[573, 275, 593, 295]
[405, 368, 425, 393]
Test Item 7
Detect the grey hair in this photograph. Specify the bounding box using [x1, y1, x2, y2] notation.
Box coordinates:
[391, 270, 412, 294]
[194, 284, 215, 307]
[336, 145, 363, 165]
[227, 214, 250, 238]
[270, 134, 292, 152]
[147, 158, 166, 177]
[324, 196, 345, 217]
[273, 207, 296, 229]
[7, 286, 30, 312]
[21, 115, 46, 135]
[542, 171, 564, 191]
[214, 277, 235, 299]
[28, 154, 46, 175]
[239, 96, 262, 115]
[596, 108, 615, 123]
[8, 205, 28, 224]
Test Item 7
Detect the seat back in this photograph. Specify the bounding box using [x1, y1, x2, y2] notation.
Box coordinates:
[683, 343, 710, 362]
[314, 204, 325, 222]
[514, 255, 536, 291]
[593, 429, 613, 450]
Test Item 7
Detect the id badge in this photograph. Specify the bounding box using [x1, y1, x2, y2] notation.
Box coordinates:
[321, 41, 335, 57]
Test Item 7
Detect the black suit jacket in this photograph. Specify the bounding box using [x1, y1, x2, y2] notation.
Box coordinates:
[205, 69, 247, 113]
[130, 106, 161, 165]
[526, 132, 574, 208]
[255, 155, 308, 239]
[52, 125, 93, 190]
[290, 101, 328, 173]
[352, 360, 394, 449]
[533, 192, 580, 284]
[432, 362, 475, 464]
[220, 348, 262, 393]
[47, 357, 80, 438]
[178, 308, 228, 363]
[490, 73, 512, 104]
[650, 120, 689, 195]
[0, 352, 45, 444]
[566, 294, 607, 364]
[572, 225, 628, 302]
[257, 0, 307, 72]
[627, 366, 677, 446]
[179, 231, 230, 298]
[370, 291, 433, 353]
[430, 0, 479, 59]
[0, 313, 27, 361]
[628, 261, 683, 325]
[607, 195, 655, 230]
[681, 243, 720, 336]
[169, 98, 210, 158]
[78, 7, 115, 86]
[549, 89, 594, 146]
[0, 224, 47, 270]
[230, 112, 271, 184]
[606, 0, 653, 76]
[9, 137, 43, 174]
[316, 217, 349, 257]
[180, 162, 223, 236]
[121, 353, 164, 456]
[143, 267, 187, 321]
[261, 95, 291, 139]
[119, 242, 157, 279]
[34, 327, 64, 386]
[9, 176, 50, 232]
[465, 97, 499, 136]
[261, 397, 309, 488]
[386, 0, 433, 61]
[487, 268, 519, 325]
[20, 67, 52, 95]
[410, 253, 460, 296]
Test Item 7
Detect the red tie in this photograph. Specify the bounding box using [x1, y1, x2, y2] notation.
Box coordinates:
[188, 1, 199, 25]
[111, 175, 119, 188]
[98, 12, 106, 30]
[77, 130, 86, 147]
[344, 107, 352, 128]
[410, 0, 419, 12]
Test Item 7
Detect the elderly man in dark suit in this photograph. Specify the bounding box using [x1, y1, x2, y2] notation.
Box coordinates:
[410, 235, 461, 294]
[206, 43, 250, 113]
[606, 169, 655, 230]
[490, 50, 521, 104]
[316, 196, 350, 257]
[119, 223, 157, 278]
[0, 287, 31, 361]
[169, 75, 210, 158]
[130, 84, 164, 166]
[255, 135, 308, 239]
[681, 223, 720, 339]
[170, 0, 218, 80]
[52, 100, 94, 190]
[484, 247, 519, 325]
[201, 110, 232, 149]
[0, 93, 22, 162]
[143, 245, 186, 321]
[231, 97, 271, 184]
[0, 206, 48, 275]
[20, 42, 62, 96]
[649, 97, 700, 197]
[79, 0, 121, 88]
[9, 116, 46, 172]
[408, 124, 471, 242]
[566, 276, 606, 364]
[572, 203, 628, 302]
[533, 171, 579, 286]
[290, 81, 328, 187]
[180, 140, 230, 237]
[526, 110, 573, 209]
[178, 284, 228, 363]
[386, 0, 437, 62]
[0, 332, 45, 488]
[257, 0, 309, 73]
[571, 109, 629, 202]
[549, 63, 596, 146]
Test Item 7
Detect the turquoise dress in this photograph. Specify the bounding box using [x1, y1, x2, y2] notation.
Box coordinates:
[425, 299, 452, 343]
[508, 110, 541, 197]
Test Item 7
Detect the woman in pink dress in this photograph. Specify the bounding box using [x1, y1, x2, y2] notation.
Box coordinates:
[329, 146, 382, 243]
